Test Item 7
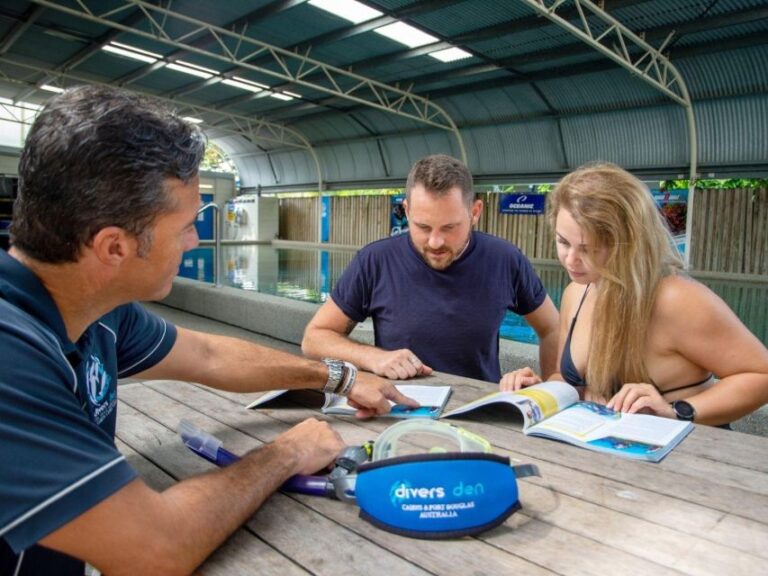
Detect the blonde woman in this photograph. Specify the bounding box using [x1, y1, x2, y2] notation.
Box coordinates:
[501, 162, 768, 426]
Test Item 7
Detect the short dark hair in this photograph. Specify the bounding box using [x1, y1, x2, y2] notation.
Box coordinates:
[12, 85, 206, 262]
[405, 154, 474, 208]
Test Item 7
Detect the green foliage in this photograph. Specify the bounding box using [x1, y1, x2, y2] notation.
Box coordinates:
[662, 178, 768, 190]
[475, 183, 554, 194]
[269, 188, 404, 199]
[200, 143, 237, 174]
[330, 188, 404, 197]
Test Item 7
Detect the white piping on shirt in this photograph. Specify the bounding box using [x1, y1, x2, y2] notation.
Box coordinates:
[97, 322, 117, 343]
[12, 550, 24, 576]
[117, 319, 168, 376]
[0, 456, 127, 539]
[0, 302, 79, 394]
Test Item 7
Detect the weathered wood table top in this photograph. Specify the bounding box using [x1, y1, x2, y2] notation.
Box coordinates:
[117, 372, 768, 576]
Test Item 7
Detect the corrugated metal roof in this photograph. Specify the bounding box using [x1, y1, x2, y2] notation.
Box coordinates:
[677, 45, 768, 99]
[0, 0, 766, 188]
[562, 105, 689, 169]
[696, 94, 768, 165]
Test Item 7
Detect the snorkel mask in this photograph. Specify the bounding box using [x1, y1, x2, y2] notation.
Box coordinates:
[180, 418, 538, 539]
[337, 420, 540, 539]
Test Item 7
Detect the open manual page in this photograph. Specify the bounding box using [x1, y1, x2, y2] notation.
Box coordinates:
[442, 381, 693, 462]
[246, 385, 452, 419]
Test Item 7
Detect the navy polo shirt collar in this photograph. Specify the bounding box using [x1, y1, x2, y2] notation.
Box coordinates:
[0, 250, 77, 358]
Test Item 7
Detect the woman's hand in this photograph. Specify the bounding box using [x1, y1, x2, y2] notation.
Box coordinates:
[500, 367, 542, 392]
[607, 383, 676, 418]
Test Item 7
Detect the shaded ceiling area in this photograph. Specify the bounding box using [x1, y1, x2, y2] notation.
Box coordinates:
[0, 0, 766, 191]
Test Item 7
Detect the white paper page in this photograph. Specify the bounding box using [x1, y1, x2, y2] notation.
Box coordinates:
[530, 403, 612, 439]
[245, 389, 287, 409]
[442, 380, 578, 427]
[590, 412, 690, 445]
[325, 385, 451, 415]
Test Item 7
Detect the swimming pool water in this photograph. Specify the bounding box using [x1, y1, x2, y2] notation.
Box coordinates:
[178, 244, 767, 347]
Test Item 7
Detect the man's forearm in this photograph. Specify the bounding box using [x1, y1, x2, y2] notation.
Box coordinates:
[538, 329, 559, 380]
[302, 326, 383, 373]
[138, 328, 328, 393]
[154, 441, 299, 573]
[42, 438, 307, 576]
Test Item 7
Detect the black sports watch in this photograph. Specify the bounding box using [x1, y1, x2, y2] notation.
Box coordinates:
[672, 399, 696, 421]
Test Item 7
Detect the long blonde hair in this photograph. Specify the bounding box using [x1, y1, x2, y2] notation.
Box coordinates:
[548, 163, 684, 399]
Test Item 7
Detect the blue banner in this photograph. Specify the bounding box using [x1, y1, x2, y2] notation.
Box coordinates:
[651, 188, 688, 257]
[499, 193, 546, 215]
[390, 195, 408, 236]
[321, 196, 331, 243]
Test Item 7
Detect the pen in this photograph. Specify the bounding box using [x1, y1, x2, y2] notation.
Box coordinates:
[178, 419, 332, 496]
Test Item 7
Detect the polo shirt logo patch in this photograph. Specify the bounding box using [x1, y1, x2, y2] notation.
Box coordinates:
[86, 354, 116, 424]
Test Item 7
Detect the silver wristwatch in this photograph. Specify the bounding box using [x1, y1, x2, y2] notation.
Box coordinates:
[321, 358, 345, 394]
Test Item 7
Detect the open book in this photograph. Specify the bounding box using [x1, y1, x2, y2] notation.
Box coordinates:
[247, 385, 452, 419]
[442, 381, 693, 462]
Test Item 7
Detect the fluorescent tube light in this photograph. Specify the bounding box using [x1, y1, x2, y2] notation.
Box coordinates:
[40, 84, 65, 93]
[232, 76, 268, 89]
[102, 43, 159, 64]
[109, 41, 161, 58]
[308, 0, 382, 24]
[429, 47, 472, 62]
[222, 79, 263, 93]
[166, 63, 213, 79]
[374, 22, 437, 48]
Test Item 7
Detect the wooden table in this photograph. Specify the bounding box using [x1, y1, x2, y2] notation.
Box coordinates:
[116, 373, 768, 576]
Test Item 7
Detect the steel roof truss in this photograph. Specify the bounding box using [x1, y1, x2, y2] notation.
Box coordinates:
[29, 0, 463, 139]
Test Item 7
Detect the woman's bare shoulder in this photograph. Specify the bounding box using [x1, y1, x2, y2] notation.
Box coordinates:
[654, 274, 730, 324]
[559, 281, 585, 318]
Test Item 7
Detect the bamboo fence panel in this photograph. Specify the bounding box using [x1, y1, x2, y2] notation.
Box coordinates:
[327, 251, 357, 293]
[328, 195, 390, 246]
[690, 187, 767, 275]
[754, 188, 768, 276]
[278, 197, 319, 242]
[278, 189, 766, 275]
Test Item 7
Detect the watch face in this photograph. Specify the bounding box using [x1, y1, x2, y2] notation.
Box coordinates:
[673, 400, 696, 420]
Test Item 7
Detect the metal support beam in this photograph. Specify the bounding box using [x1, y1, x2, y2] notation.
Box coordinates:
[516, 0, 698, 266]
[0, 54, 324, 193]
[29, 0, 466, 163]
[0, 4, 45, 55]
[114, 0, 306, 86]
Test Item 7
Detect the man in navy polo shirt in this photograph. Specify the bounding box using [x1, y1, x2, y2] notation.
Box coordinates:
[0, 86, 414, 576]
[302, 154, 559, 384]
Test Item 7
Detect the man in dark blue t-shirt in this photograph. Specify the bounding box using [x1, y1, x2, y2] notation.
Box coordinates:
[302, 155, 559, 383]
[0, 86, 413, 576]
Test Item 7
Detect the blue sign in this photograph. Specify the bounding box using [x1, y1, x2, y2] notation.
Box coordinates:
[321, 196, 331, 243]
[499, 193, 546, 215]
[651, 188, 688, 257]
[390, 195, 408, 236]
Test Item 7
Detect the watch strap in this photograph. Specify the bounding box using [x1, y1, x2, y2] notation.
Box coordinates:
[322, 359, 345, 394]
